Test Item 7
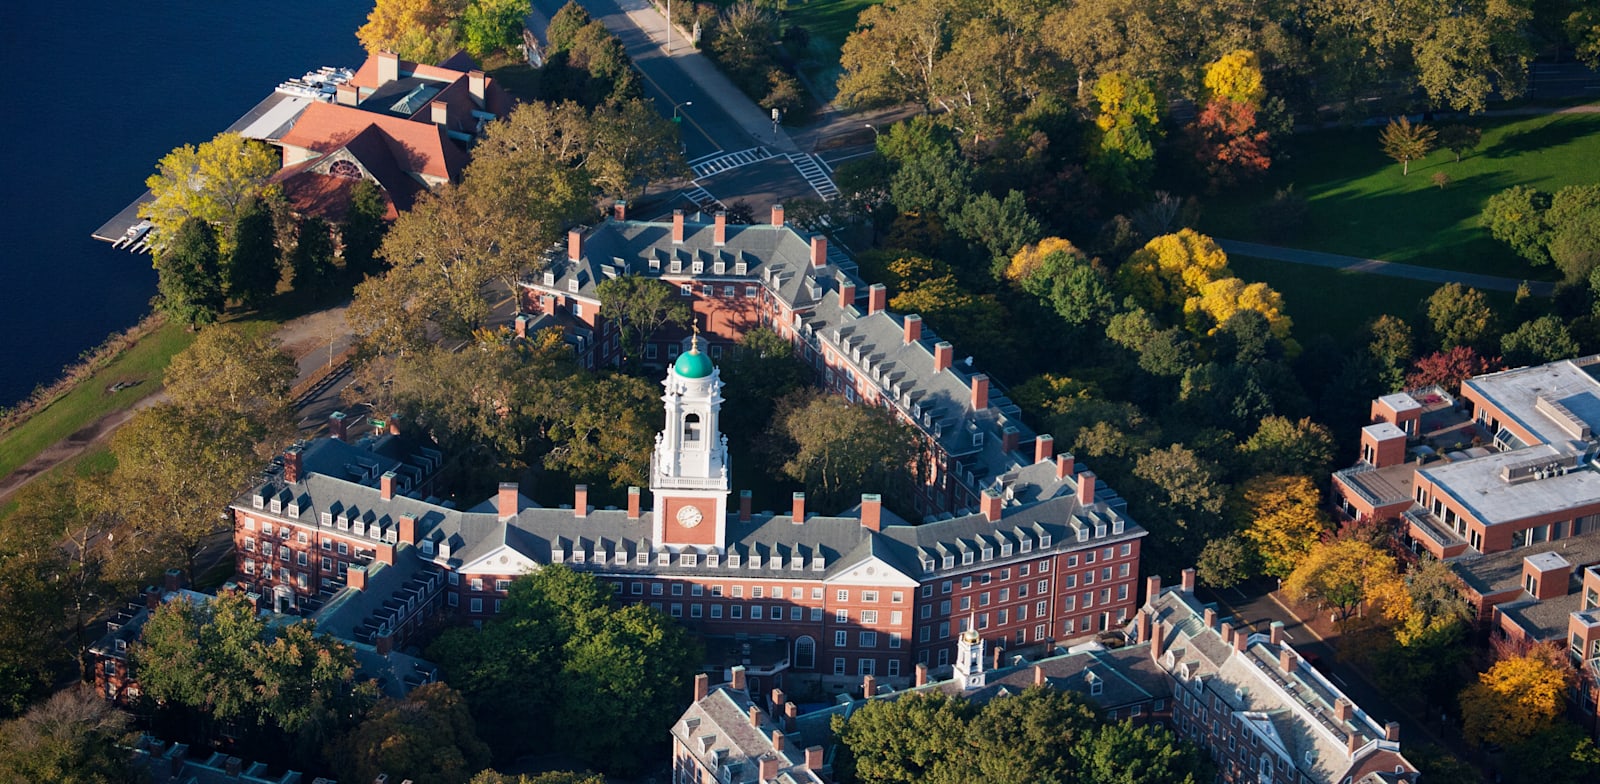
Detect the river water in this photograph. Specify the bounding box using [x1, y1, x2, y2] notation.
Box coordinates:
[0, 1, 369, 407]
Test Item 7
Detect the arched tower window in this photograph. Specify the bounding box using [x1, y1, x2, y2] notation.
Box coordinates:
[328, 159, 362, 180]
[684, 413, 702, 443]
[795, 636, 816, 670]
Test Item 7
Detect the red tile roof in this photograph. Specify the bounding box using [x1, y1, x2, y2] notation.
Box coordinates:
[280, 102, 468, 182]
[349, 50, 513, 118]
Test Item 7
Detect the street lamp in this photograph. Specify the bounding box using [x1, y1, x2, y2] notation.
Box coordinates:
[665, 0, 673, 54]
[673, 100, 693, 121]
[673, 101, 693, 154]
[865, 122, 879, 140]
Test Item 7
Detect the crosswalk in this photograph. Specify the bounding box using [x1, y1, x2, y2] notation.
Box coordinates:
[683, 185, 724, 211]
[787, 153, 840, 201]
[689, 147, 775, 179]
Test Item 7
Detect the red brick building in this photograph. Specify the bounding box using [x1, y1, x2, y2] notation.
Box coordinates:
[229, 345, 1145, 690]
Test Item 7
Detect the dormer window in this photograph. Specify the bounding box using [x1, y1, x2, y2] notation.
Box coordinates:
[637, 552, 649, 565]
[568, 279, 579, 292]
[1039, 534, 1051, 548]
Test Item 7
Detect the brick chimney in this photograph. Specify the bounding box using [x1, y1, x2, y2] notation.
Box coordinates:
[792, 492, 805, 523]
[398, 515, 416, 546]
[868, 283, 887, 315]
[613, 200, 627, 221]
[748, 705, 762, 728]
[694, 673, 709, 702]
[165, 568, 185, 590]
[672, 209, 685, 243]
[1234, 629, 1248, 652]
[992, 646, 1003, 670]
[904, 314, 922, 344]
[1035, 435, 1053, 464]
[805, 745, 823, 771]
[568, 228, 583, 261]
[730, 665, 747, 691]
[771, 729, 785, 753]
[375, 632, 393, 656]
[497, 483, 518, 520]
[770, 688, 786, 714]
[915, 663, 928, 687]
[1150, 619, 1165, 662]
[863, 674, 877, 697]
[348, 564, 367, 591]
[377, 51, 399, 85]
[329, 410, 348, 440]
[225, 756, 242, 777]
[1181, 567, 1196, 593]
[627, 487, 641, 520]
[1146, 575, 1162, 602]
[1076, 471, 1097, 506]
[770, 204, 784, 226]
[784, 701, 798, 730]
[514, 314, 529, 338]
[283, 446, 303, 483]
[1280, 647, 1296, 673]
[430, 99, 448, 127]
[1034, 665, 1046, 686]
[714, 211, 728, 246]
[759, 753, 779, 782]
[933, 341, 953, 373]
[468, 69, 486, 103]
[335, 82, 358, 106]
[574, 484, 588, 518]
[1136, 607, 1151, 643]
[144, 585, 161, 609]
[1385, 721, 1400, 742]
[1220, 621, 1234, 644]
[740, 490, 753, 523]
[1335, 698, 1352, 722]
[1204, 607, 1218, 631]
[380, 471, 396, 501]
[1347, 732, 1361, 755]
[1056, 453, 1074, 480]
[838, 278, 856, 309]
[971, 374, 989, 411]
[1270, 621, 1284, 646]
[861, 493, 881, 532]
[1002, 426, 1020, 453]
[810, 236, 827, 268]
[981, 489, 1003, 522]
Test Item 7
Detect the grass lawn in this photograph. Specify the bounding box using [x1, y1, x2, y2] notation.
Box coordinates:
[1228, 255, 1515, 342]
[1201, 108, 1600, 280]
[784, 0, 880, 103]
[0, 322, 193, 482]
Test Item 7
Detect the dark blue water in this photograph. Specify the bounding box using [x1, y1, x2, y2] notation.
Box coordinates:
[0, 1, 369, 407]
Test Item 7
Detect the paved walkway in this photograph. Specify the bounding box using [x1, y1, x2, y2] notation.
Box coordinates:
[1215, 239, 1557, 296]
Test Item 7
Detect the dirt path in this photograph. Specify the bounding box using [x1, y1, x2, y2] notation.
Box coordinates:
[0, 304, 352, 505]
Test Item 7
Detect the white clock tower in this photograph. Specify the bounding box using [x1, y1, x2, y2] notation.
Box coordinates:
[651, 335, 732, 549]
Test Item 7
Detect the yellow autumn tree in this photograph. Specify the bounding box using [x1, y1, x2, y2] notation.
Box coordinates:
[1233, 475, 1331, 579]
[1203, 50, 1267, 107]
[1004, 237, 1086, 283]
[356, 0, 467, 60]
[1183, 276, 1293, 340]
[1116, 229, 1232, 313]
[140, 132, 279, 255]
[1460, 648, 1574, 746]
[1282, 538, 1403, 622]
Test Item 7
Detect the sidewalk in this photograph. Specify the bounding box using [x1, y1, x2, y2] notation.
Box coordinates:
[592, 0, 801, 153]
[1216, 238, 1557, 296]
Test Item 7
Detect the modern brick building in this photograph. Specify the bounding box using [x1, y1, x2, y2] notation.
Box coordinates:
[228, 344, 1146, 690]
[523, 207, 1041, 518]
[675, 569, 1417, 784]
[1333, 356, 1600, 559]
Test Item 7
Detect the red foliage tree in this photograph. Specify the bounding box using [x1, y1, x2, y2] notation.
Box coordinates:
[1186, 98, 1272, 189]
[1404, 346, 1503, 392]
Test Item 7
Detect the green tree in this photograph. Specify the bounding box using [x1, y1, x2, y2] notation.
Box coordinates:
[1504, 721, 1600, 784]
[1368, 314, 1416, 392]
[595, 275, 691, 365]
[970, 687, 1101, 784]
[1412, 2, 1534, 114]
[336, 682, 492, 784]
[1438, 124, 1482, 162]
[588, 99, 686, 199]
[765, 390, 922, 515]
[290, 216, 337, 295]
[1089, 72, 1164, 194]
[341, 179, 389, 280]
[1075, 721, 1211, 784]
[1501, 315, 1580, 366]
[832, 692, 976, 784]
[1427, 282, 1496, 351]
[1197, 534, 1256, 589]
[460, 0, 530, 59]
[1482, 185, 1553, 266]
[545, 1, 592, 52]
[155, 217, 226, 328]
[1379, 116, 1436, 175]
[0, 686, 141, 784]
[142, 132, 279, 254]
[948, 190, 1041, 264]
[0, 550, 68, 717]
[163, 325, 297, 445]
[1389, 555, 1472, 648]
[544, 372, 658, 489]
[1238, 416, 1335, 477]
[226, 194, 281, 307]
[1546, 184, 1600, 280]
[720, 326, 809, 437]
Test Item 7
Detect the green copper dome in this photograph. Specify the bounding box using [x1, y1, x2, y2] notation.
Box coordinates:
[674, 345, 714, 378]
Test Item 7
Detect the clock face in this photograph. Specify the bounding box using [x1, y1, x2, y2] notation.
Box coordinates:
[676, 504, 704, 528]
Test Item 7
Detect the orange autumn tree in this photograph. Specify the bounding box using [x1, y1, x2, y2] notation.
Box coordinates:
[1187, 50, 1272, 189]
[1282, 538, 1404, 622]
[1459, 646, 1574, 746]
[1232, 475, 1331, 579]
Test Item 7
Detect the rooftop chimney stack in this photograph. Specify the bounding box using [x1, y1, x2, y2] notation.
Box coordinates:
[514, 313, 529, 338]
[497, 483, 518, 520]
[1335, 698, 1353, 722]
[627, 486, 641, 520]
[972, 374, 990, 411]
[731, 665, 747, 691]
[335, 82, 358, 106]
[1035, 435, 1054, 464]
[785, 701, 798, 730]
[915, 663, 928, 687]
[347, 564, 367, 591]
[1146, 575, 1162, 602]
[1204, 607, 1218, 630]
[810, 236, 827, 268]
[868, 283, 887, 315]
[792, 492, 805, 523]
[981, 489, 1003, 522]
[933, 341, 953, 373]
[759, 753, 779, 782]
[468, 69, 486, 104]
[861, 494, 882, 531]
[1034, 665, 1046, 686]
[1270, 621, 1285, 646]
[1002, 426, 1020, 453]
[574, 485, 588, 518]
[694, 673, 709, 702]
[748, 705, 761, 729]
[740, 490, 753, 523]
[771, 729, 785, 753]
[1279, 648, 1296, 673]
[283, 446, 303, 484]
[328, 411, 348, 441]
[613, 200, 627, 221]
[672, 209, 685, 244]
[770, 688, 786, 714]
[1234, 629, 1248, 652]
[377, 51, 399, 85]
[805, 745, 823, 771]
[1076, 471, 1097, 507]
[568, 228, 583, 261]
[380, 471, 396, 501]
[1181, 567, 1197, 593]
[863, 674, 877, 697]
[398, 515, 416, 546]
[839, 278, 856, 308]
[1385, 721, 1400, 742]
[904, 314, 922, 344]
[1056, 453, 1074, 480]
[1136, 607, 1151, 643]
[770, 204, 784, 226]
[430, 99, 448, 127]
[714, 211, 728, 246]
[1220, 621, 1234, 645]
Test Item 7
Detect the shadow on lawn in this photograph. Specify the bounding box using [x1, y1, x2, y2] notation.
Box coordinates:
[1483, 115, 1594, 159]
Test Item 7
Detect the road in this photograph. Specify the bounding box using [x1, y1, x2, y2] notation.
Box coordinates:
[1216, 239, 1559, 296]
